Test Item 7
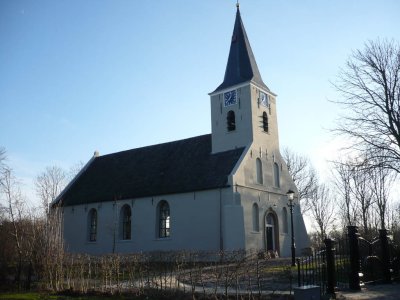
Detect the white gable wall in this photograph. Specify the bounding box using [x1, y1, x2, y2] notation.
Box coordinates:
[230, 144, 310, 256]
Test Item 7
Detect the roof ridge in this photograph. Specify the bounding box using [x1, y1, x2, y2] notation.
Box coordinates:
[98, 134, 212, 158]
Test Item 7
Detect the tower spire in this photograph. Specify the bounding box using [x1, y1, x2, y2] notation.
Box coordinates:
[212, 7, 269, 93]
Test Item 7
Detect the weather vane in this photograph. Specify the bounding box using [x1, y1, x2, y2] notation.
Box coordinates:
[236, 0, 240, 8]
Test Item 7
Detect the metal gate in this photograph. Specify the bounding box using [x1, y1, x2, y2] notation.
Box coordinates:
[296, 226, 400, 297]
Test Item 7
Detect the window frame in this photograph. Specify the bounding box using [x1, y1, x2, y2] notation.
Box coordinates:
[158, 200, 171, 238]
[282, 207, 288, 234]
[88, 208, 97, 242]
[120, 204, 132, 240]
[256, 158, 263, 184]
[274, 162, 280, 187]
[252, 203, 260, 232]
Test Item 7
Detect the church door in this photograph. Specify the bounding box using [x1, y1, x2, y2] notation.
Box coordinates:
[265, 213, 275, 251]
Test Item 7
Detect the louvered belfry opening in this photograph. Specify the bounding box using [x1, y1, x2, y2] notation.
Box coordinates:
[263, 111, 268, 132]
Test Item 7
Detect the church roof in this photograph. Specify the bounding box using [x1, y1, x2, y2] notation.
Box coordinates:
[213, 7, 270, 93]
[58, 134, 245, 206]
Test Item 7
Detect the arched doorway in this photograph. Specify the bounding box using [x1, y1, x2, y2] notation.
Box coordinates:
[265, 212, 279, 253]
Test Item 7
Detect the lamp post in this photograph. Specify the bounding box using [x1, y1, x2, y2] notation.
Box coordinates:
[287, 189, 296, 266]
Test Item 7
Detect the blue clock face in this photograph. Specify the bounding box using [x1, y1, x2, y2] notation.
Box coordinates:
[260, 92, 269, 107]
[224, 90, 237, 107]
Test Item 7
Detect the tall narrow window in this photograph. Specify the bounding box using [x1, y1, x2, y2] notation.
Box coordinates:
[120, 204, 132, 240]
[282, 207, 288, 233]
[88, 208, 97, 242]
[274, 162, 280, 187]
[266, 213, 276, 251]
[256, 158, 263, 184]
[227, 110, 236, 131]
[158, 200, 170, 238]
[262, 111, 268, 132]
[252, 203, 259, 232]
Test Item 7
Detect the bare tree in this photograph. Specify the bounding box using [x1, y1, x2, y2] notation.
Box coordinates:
[333, 39, 400, 173]
[67, 161, 84, 182]
[307, 184, 336, 244]
[0, 165, 29, 286]
[350, 163, 375, 236]
[37, 206, 65, 291]
[331, 151, 397, 236]
[332, 157, 376, 235]
[391, 202, 400, 243]
[0, 147, 5, 166]
[368, 157, 396, 230]
[282, 147, 318, 213]
[0, 147, 7, 221]
[331, 159, 357, 226]
[34, 165, 68, 288]
[0, 150, 67, 289]
[35, 166, 66, 215]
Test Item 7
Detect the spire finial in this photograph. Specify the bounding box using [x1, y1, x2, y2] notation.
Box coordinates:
[236, 0, 239, 9]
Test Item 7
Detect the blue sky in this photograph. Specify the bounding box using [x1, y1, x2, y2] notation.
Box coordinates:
[1, 0, 399, 204]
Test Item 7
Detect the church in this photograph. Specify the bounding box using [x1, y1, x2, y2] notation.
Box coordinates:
[56, 5, 310, 257]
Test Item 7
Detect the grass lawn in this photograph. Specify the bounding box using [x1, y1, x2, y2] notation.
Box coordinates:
[0, 291, 197, 300]
[0, 294, 60, 300]
[0, 293, 129, 300]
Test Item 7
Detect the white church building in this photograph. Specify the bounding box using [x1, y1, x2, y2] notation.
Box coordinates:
[56, 6, 310, 257]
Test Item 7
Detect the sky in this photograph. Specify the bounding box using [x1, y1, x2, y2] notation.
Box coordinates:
[1, 0, 399, 206]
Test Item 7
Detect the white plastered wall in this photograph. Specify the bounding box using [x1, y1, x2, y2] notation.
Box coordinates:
[63, 189, 229, 254]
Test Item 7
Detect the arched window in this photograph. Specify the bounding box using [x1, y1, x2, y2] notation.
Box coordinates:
[158, 200, 170, 238]
[274, 162, 280, 187]
[227, 110, 236, 131]
[88, 208, 97, 242]
[252, 203, 259, 232]
[282, 207, 288, 233]
[120, 204, 132, 240]
[256, 158, 263, 184]
[262, 112, 268, 132]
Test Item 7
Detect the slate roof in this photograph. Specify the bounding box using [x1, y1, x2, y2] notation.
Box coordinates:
[213, 7, 270, 93]
[59, 134, 245, 206]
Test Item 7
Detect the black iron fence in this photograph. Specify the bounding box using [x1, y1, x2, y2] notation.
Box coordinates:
[296, 237, 350, 296]
[297, 226, 400, 297]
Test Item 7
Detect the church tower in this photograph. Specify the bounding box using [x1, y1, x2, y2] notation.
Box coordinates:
[209, 6, 279, 154]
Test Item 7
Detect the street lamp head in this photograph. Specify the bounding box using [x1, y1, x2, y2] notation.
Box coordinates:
[287, 189, 295, 201]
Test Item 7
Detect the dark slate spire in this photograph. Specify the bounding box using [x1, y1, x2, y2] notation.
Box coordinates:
[213, 7, 269, 93]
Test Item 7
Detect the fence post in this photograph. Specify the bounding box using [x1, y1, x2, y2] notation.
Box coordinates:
[379, 229, 392, 283]
[324, 238, 336, 297]
[296, 258, 301, 287]
[347, 225, 361, 290]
